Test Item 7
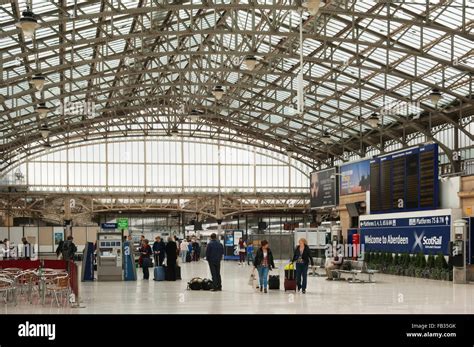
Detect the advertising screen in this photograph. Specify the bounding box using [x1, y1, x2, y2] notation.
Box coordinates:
[340, 160, 370, 196]
[310, 168, 337, 209]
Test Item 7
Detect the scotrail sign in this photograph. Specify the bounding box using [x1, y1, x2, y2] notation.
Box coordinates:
[360, 211, 453, 255]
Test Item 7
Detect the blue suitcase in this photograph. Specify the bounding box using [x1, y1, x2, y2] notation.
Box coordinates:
[153, 266, 165, 281]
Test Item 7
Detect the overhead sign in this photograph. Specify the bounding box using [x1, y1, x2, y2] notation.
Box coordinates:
[360, 214, 451, 255]
[340, 160, 370, 196]
[117, 218, 129, 230]
[101, 223, 117, 229]
[310, 168, 337, 209]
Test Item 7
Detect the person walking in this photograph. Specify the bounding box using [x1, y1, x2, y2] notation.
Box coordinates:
[192, 239, 201, 261]
[253, 240, 275, 293]
[21, 237, 31, 260]
[292, 238, 314, 294]
[180, 239, 189, 263]
[165, 236, 178, 281]
[246, 242, 254, 265]
[238, 238, 246, 265]
[205, 233, 224, 291]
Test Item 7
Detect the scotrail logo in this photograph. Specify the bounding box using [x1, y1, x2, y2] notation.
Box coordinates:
[18, 321, 56, 341]
[412, 231, 443, 252]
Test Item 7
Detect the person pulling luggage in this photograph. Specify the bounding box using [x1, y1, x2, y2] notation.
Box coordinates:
[253, 240, 275, 293]
[292, 238, 314, 294]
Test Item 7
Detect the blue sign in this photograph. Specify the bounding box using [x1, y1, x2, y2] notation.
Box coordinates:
[340, 160, 370, 196]
[101, 223, 117, 229]
[81, 242, 94, 281]
[123, 241, 137, 281]
[360, 215, 450, 255]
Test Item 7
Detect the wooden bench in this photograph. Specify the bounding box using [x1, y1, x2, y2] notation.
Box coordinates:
[334, 260, 377, 283]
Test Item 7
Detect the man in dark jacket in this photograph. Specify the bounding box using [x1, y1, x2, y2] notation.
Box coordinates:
[206, 233, 224, 291]
[153, 236, 166, 266]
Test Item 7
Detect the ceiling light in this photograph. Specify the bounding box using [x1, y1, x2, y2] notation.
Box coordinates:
[244, 55, 257, 71]
[429, 87, 442, 107]
[16, 9, 40, 38]
[36, 103, 49, 119]
[212, 86, 224, 100]
[30, 74, 46, 91]
[302, 0, 321, 16]
[367, 112, 380, 128]
[40, 125, 50, 139]
[321, 131, 331, 144]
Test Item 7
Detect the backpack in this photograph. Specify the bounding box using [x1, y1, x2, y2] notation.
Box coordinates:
[201, 278, 213, 291]
[62, 240, 75, 260]
[188, 277, 203, 290]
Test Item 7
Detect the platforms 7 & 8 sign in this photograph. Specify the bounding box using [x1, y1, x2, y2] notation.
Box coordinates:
[360, 215, 450, 255]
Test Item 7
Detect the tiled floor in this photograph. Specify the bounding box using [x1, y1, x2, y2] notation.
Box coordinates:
[2, 260, 473, 314]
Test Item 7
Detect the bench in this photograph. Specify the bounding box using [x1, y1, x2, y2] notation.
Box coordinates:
[309, 257, 326, 277]
[333, 260, 377, 283]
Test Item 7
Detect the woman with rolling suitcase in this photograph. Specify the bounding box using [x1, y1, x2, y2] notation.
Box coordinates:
[292, 238, 314, 293]
[253, 240, 275, 293]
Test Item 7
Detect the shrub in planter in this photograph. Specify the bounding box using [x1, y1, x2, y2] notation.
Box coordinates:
[393, 253, 400, 266]
[435, 252, 448, 269]
[427, 254, 435, 269]
[364, 252, 371, 264]
[416, 252, 426, 268]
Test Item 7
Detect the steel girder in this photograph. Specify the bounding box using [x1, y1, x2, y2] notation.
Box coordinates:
[1, 0, 473, 173]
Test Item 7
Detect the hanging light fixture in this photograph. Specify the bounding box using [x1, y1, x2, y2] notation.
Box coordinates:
[321, 131, 331, 144]
[244, 55, 257, 71]
[429, 87, 442, 107]
[16, 8, 40, 38]
[212, 86, 224, 100]
[302, 0, 321, 16]
[36, 103, 49, 119]
[367, 112, 380, 128]
[30, 73, 46, 91]
[40, 124, 50, 139]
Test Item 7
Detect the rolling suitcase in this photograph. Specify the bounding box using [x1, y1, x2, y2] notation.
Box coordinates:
[285, 269, 295, 280]
[284, 278, 297, 292]
[268, 275, 280, 290]
[186, 253, 192, 262]
[153, 266, 165, 281]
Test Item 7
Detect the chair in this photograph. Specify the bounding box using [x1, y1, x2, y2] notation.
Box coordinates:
[46, 274, 70, 307]
[14, 270, 39, 304]
[0, 277, 15, 305]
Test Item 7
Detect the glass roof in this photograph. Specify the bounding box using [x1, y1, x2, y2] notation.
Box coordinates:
[0, 0, 473, 173]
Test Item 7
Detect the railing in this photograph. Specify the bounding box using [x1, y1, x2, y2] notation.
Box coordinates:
[463, 159, 474, 176]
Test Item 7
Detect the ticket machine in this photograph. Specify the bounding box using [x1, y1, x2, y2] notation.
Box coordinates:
[97, 230, 123, 281]
[450, 219, 467, 284]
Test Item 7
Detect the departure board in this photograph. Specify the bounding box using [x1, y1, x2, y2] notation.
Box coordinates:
[370, 159, 380, 212]
[391, 156, 405, 209]
[406, 154, 419, 209]
[380, 159, 392, 211]
[369, 144, 438, 214]
[419, 148, 436, 207]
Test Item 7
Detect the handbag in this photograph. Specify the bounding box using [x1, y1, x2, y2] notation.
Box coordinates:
[142, 257, 153, 268]
[248, 270, 256, 286]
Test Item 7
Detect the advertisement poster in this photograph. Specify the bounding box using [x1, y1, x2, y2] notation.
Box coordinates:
[233, 231, 243, 245]
[340, 160, 370, 196]
[360, 215, 451, 255]
[224, 230, 234, 246]
[54, 230, 64, 245]
[310, 168, 337, 208]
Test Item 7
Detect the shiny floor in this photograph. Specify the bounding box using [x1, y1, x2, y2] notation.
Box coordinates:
[2, 260, 473, 314]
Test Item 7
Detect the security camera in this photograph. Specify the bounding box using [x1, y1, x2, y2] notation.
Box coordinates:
[330, 174, 336, 180]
